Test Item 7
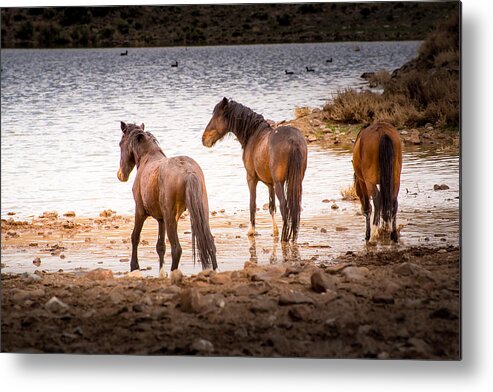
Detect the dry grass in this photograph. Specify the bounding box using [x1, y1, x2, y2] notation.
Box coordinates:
[294, 106, 311, 118]
[367, 70, 391, 88]
[340, 184, 358, 201]
[324, 9, 459, 128]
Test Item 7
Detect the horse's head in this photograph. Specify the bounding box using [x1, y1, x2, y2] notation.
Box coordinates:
[117, 121, 145, 182]
[202, 97, 229, 148]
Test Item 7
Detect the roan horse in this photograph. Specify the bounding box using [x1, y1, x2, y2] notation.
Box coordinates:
[117, 122, 217, 274]
[352, 122, 403, 242]
[202, 98, 308, 242]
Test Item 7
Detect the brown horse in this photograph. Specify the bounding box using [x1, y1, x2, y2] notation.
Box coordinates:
[117, 121, 217, 274]
[352, 122, 403, 242]
[202, 98, 307, 242]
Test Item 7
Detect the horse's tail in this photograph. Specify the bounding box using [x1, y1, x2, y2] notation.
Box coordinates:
[379, 133, 394, 226]
[185, 174, 217, 270]
[282, 144, 305, 242]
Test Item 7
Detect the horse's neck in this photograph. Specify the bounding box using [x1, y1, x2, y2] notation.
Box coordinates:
[135, 148, 166, 169]
[235, 121, 271, 149]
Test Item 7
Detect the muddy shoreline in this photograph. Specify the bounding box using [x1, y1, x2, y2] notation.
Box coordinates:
[1, 245, 459, 358]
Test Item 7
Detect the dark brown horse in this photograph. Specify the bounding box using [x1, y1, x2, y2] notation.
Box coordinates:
[202, 98, 307, 242]
[117, 122, 217, 274]
[352, 122, 403, 242]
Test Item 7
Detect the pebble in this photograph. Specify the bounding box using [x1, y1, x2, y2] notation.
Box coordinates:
[310, 270, 336, 293]
[127, 269, 143, 278]
[210, 272, 231, 285]
[45, 296, 69, 313]
[84, 268, 114, 281]
[190, 338, 214, 354]
[63, 211, 76, 217]
[179, 288, 206, 313]
[341, 266, 369, 282]
[32, 257, 41, 267]
[12, 288, 45, 302]
[433, 184, 450, 191]
[331, 203, 339, 210]
[320, 228, 327, 233]
[288, 305, 312, 321]
[279, 290, 314, 305]
[119, 258, 129, 263]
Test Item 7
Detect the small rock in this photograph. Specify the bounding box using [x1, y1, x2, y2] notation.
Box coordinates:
[310, 270, 336, 293]
[109, 289, 124, 304]
[180, 288, 206, 313]
[372, 293, 395, 304]
[288, 305, 312, 321]
[433, 184, 450, 191]
[170, 269, 184, 285]
[141, 239, 149, 246]
[279, 290, 314, 305]
[63, 211, 76, 217]
[250, 299, 277, 313]
[341, 266, 369, 282]
[331, 203, 339, 210]
[119, 258, 129, 263]
[322, 199, 330, 203]
[7, 211, 16, 216]
[84, 268, 113, 280]
[320, 227, 327, 233]
[210, 272, 231, 285]
[45, 296, 69, 313]
[127, 269, 143, 278]
[29, 242, 38, 247]
[410, 129, 421, 144]
[99, 209, 115, 218]
[335, 226, 348, 231]
[12, 288, 45, 302]
[190, 338, 214, 354]
[23, 273, 43, 282]
[430, 307, 458, 320]
[40, 211, 58, 219]
[32, 257, 41, 267]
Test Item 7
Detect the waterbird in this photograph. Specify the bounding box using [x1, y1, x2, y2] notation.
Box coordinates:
[306, 67, 315, 72]
[171, 61, 178, 67]
[326, 58, 333, 63]
[120, 50, 128, 56]
[285, 70, 294, 75]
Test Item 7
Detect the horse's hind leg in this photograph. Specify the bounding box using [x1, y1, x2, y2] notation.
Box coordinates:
[156, 219, 166, 276]
[247, 175, 258, 237]
[371, 188, 381, 241]
[130, 210, 147, 271]
[390, 199, 399, 242]
[355, 178, 371, 241]
[274, 181, 288, 242]
[268, 184, 279, 237]
[166, 216, 182, 271]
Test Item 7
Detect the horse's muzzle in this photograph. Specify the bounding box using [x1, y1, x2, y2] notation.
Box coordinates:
[202, 135, 214, 148]
[117, 168, 127, 182]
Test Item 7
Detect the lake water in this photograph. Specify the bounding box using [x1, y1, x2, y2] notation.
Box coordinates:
[0, 42, 459, 275]
[1, 41, 423, 218]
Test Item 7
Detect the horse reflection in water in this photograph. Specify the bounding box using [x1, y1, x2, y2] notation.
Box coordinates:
[248, 236, 301, 264]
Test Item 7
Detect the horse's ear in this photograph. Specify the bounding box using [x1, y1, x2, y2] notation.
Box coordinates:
[222, 97, 228, 106]
[140, 123, 145, 130]
[120, 121, 127, 133]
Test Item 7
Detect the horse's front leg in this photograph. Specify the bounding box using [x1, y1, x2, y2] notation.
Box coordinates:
[268, 184, 279, 238]
[130, 209, 147, 271]
[247, 175, 258, 237]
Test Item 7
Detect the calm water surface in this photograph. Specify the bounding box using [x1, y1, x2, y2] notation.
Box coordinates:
[1, 42, 459, 274]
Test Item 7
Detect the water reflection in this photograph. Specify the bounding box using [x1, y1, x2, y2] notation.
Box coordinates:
[248, 235, 301, 264]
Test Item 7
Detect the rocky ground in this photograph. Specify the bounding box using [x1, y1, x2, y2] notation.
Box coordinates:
[281, 108, 460, 151]
[1, 245, 460, 358]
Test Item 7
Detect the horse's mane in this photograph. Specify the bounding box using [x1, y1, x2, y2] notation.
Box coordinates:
[125, 123, 165, 157]
[221, 99, 270, 147]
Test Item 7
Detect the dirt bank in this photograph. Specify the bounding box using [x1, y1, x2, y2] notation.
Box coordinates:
[1, 245, 459, 358]
[280, 108, 460, 151]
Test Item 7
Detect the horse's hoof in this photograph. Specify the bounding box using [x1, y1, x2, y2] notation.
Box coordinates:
[247, 226, 257, 237]
[390, 232, 399, 242]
